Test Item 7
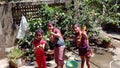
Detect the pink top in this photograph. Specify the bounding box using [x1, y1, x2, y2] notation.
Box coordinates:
[53, 28, 64, 44]
[75, 33, 88, 48]
[79, 35, 88, 48]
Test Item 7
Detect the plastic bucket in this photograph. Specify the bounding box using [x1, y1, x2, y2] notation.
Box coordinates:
[66, 60, 78, 68]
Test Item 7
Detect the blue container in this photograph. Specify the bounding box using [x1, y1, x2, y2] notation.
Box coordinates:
[74, 56, 81, 62]
[66, 60, 78, 68]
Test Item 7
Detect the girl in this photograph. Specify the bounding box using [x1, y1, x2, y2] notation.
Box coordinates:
[72, 23, 92, 68]
[47, 21, 65, 68]
[32, 29, 47, 68]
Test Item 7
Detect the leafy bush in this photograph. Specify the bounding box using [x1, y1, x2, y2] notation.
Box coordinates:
[17, 0, 120, 60]
[7, 48, 25, 63]
[17, 4, 74, 61]
[102, 37, 112, 43]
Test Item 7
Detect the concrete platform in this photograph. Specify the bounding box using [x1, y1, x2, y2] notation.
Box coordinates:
[0, 48, 120, 68]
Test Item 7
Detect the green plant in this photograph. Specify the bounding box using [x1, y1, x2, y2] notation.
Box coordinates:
[66, 0, 120, 44]
[17, 0, 120, 60]
[102, 37, 112, 43]
[7, 48, 25, 64]
[102, 37, 112, 48]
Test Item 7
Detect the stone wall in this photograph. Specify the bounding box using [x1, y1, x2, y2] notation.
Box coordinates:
[0, 3, 18, 59]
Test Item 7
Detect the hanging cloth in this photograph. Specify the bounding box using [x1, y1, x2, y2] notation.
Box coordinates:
[16, 15, 28, 39]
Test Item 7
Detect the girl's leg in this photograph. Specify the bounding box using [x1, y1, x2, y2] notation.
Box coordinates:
[86, 57, 90, 68]
[54, 47, 59, 67]
[58, 46, 65, 68]
[80, 56, 85, 68]
[86, 48, 92, 68]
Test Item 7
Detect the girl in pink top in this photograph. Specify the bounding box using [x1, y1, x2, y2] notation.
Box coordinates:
[32, 29, 47, 68]
[72, 23, 92, 68]
[47, 21, 65, 68]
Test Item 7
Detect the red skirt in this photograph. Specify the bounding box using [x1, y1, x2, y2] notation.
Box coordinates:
[79, 46, 92, 57]
[34, 48, 46, 68]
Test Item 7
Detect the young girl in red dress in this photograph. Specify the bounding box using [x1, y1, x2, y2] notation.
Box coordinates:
[72, 23, 92, 68]
[32, 29, 47, 68]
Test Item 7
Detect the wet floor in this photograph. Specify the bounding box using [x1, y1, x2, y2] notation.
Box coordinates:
[46, 46, 120, 68]
[0, 46, 120, 68]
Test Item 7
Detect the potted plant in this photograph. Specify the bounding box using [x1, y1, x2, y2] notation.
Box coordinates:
[102, 37, 112, 48]
[7, 48, 25, 68]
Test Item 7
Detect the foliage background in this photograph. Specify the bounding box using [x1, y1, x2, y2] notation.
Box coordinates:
[18, 0, 120, 61]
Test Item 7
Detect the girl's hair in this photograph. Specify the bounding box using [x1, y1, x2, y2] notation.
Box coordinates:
[35, 29, 44, 35]
[72, 23, 81, 28]
[48, 21, 55, 26]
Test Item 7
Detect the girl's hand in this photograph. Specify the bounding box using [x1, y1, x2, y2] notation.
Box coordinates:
[47, 30, 52, 35]
[50, 32, 55, 35]
[81, 26, 86, 34]
[82, 26, 86, 31]
[34, 45, 43, 50]
[37, 45, 43, 49]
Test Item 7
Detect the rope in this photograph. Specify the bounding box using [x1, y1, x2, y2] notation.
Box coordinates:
[109, 59, 120, 68]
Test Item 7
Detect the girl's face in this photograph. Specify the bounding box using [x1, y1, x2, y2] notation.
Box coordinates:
[35, 32, 43, 40]
[48, 24, 54, 30]
[73, 25, 81, 33]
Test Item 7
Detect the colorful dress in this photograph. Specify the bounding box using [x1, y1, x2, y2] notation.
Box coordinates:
[32, 39, 46, 68]
[78, 34, 92, 57]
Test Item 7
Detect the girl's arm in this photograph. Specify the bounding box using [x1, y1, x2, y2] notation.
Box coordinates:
[40, 40, 47, 49]
[51, 31, 61, 38]
[82, 32, 89, 46]
[76, 38, 82, 47]
[74, 35, 80, 47]
[44, 42, 50, 51]
[31, 40, 35, 49]
[41, 44, 45, 49]
[82, 32, 88, 40]
[49, 31, 54, 43]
